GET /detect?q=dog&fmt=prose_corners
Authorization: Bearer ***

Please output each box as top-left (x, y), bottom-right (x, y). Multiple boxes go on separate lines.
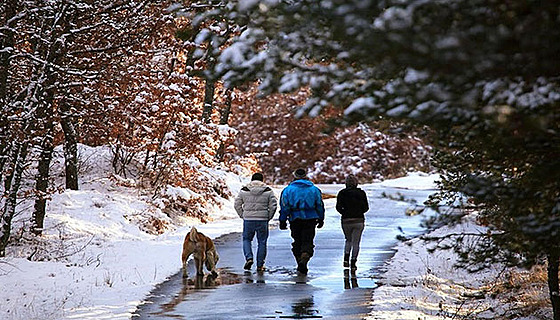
top-left (181, 227), bottom-right (219, 278)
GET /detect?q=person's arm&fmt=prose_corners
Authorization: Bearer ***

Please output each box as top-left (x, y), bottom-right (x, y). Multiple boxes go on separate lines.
top-left (335, 191), bottom-right (345, 215)
top-left (278, 189), bottom-right (289, 222)
top-left (268, 191), bottom-right (278, 220)
top-left (315, 187), bottom-right (325, 221)
top-left (278, 189), bottom-right (289, 229)
top-left (361, 189), bottom-right (369, 214)
top-left (234, 193), bottom-right (244, 218)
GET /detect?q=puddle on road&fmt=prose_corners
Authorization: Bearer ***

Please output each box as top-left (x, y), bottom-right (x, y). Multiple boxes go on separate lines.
top-left (149, 268), bottom-right (242, 316)
top-left (308, 269), bottom-right (377, 292)
top-left (263, 297), bottom-right (323, 319)
top-left (137, 265), bottom-right (376, 320)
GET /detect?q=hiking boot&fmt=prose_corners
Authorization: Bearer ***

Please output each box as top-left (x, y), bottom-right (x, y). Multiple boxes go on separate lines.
top-left (343, 253), bottom-right (350, 268)
top-left (257, 266), bottom-right (266, 273)
top-left (297, 252), bottom-right (310, 274)
top-left (244, 258), bottom-right (253, 270)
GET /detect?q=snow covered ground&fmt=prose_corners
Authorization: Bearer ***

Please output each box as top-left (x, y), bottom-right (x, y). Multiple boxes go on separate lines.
top-left (368, 214), bottom-right (502, 320)
top-left (367, 199), bottom-right (549, 319)
top-left (0, 148), bottom-right (532, 320)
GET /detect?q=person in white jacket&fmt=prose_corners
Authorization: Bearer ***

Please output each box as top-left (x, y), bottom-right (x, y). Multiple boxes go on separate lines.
top-left (234, 173), bottom-right (277, 272)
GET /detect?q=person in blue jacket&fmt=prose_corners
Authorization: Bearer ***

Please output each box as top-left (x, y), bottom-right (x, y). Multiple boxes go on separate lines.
top-left (279, 168), bottom-right (325, 274)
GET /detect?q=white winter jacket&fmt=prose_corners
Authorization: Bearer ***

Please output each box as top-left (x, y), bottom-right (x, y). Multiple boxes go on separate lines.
top-left (234, 180), bottom-right (278, 221)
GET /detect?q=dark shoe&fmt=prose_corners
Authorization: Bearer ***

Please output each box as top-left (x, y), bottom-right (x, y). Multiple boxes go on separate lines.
top-left (297, 252), bottom-right (310, 274)
top-left (343, 253), bottom-right (350, 268)
top-left (257, 266), bottom-right (266, 272)
top-left (244, 259), bottom-right (253, 270)
top-left (350, 259), bottom-right (357, 270)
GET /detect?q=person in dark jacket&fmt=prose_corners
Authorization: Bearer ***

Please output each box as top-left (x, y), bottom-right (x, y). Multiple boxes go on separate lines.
top-left (279, 168), bottom-right (325, 274)
top-left (336, 174), bottom-right (369, 270)
top-left (235, 172), bottom-right (278, 272)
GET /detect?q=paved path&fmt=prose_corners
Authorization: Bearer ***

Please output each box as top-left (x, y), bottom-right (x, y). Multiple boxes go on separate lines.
top-left (134, 185), bottom-right (434, 319)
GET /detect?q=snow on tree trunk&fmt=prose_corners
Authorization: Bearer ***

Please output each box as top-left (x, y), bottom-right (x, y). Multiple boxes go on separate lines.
top-left (216, 89), bottom-right (232, 162)
top-left (0, 0), bottom-right (16, 107)
top-left (0, 2), bottom-right (16, 185)
top-left (60, 102), bottom-right (79, 190)
top-left (201, 77), bottom-right (216, 124)
top-left (0, 142), bottom-right (28, 257)
top-left (32, 131), bottom-right (54, 236)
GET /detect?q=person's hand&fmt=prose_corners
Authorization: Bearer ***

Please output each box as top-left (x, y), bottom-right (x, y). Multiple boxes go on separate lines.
top-left (279, 220), bottom-right (287, 230)
top-left (316, 219), bottom-right (324, 229)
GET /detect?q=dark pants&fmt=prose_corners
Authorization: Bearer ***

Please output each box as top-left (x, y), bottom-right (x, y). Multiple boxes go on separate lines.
top-left (289, 219), bottom-right (317, 261)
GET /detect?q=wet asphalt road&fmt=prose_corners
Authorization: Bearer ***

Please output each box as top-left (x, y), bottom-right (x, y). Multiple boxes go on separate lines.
top-left (133, 184), bottom-right (435, 320)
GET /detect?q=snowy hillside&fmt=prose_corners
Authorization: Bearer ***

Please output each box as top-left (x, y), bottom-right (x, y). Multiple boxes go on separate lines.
top-left (0, 145), bottom-right (243, 319)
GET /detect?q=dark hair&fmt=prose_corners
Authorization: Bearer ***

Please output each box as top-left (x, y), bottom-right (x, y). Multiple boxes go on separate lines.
top-left (345, 174), bottom-right (358, 188)
top-left (251, 172), bottom-right (264, 181)
top-left (293, 168), bottom-right (307, 179)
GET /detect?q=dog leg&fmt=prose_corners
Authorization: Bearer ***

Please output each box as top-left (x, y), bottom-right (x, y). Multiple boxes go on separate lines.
top-left (205, 250), bottom-right (219, 277)
top-left (182, 248), bottom-right (193, 278)
top-left (182, 254), bottom-right (189, 278)
top-left (195, 256), bottom-right (205, 276)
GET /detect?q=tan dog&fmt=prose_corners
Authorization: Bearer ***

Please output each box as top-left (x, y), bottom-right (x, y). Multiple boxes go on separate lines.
top-left (181, 227), bottom-right (219, 277)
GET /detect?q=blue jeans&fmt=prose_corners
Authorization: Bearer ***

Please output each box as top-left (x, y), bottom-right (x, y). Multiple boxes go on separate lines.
top-left (243, 220), bottom-right (269, 267)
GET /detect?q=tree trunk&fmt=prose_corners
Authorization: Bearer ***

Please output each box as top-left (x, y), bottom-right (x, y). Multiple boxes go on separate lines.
top-left (0, 142), bottom-right (29, 257)
top-left (549, 251), bottom-right (560, 320)
top-left (215, 89), bottom-right (233, 162)
top-left (60, 102), bottom-right (79, 190)
top-left (31, 130), bottom-right (54, 235)
top-left (31, 3), bottom-right (69, 232)
top-left (219, 89), bottom-right (232, 125)
top-left (0, 141), bottom-right (9, 186)
top-left (201, 77), bottom-right (216, 123)
top-left (0, 0), bottom-right (16, 107)
top-left (0, 0), bottom-right (16, 184)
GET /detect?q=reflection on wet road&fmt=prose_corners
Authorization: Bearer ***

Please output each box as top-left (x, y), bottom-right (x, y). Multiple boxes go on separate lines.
top-left (133, 185), bottom-right (436, 319)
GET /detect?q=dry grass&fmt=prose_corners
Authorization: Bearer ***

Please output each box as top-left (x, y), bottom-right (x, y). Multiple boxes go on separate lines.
top-left (483, 264), bottom-right (552, 319)
top-left (321, 193), bottom-right (337, 200)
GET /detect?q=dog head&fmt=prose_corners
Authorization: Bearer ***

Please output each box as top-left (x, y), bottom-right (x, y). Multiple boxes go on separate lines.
top-left (188, 227), bottom-right (200, 242)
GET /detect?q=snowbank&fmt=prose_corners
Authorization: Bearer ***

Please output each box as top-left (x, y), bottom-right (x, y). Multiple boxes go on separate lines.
top-left (367, 211), bottom-right (549, 320)
top-left (378, 171), bottom-right (439, 190)
top-left (0, 177), bottom-right (243, 320)
top-left (0, 145), bottom-right (245, 320)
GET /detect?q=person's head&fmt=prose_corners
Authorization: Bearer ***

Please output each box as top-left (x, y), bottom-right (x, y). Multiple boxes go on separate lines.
top-left (345, 174), bottom-right (358, 188)
top-left (293, 168), bottom-right (307, 180)
top-left (251, 172), bottom-right (264, 182)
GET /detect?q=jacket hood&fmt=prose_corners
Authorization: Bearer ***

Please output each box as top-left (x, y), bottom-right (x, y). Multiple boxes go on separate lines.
top-left (244, 180), bottom-right (271, 195)
top-left (290, 179), bottom-right (314, 188)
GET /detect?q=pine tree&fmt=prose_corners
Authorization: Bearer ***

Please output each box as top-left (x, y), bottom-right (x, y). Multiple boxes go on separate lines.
top-left (198, 0), bottom-right (560, 317)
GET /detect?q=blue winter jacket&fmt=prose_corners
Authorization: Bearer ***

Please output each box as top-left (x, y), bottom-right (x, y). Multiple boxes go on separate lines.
top-left (279, 179), bottom-right (325, 222)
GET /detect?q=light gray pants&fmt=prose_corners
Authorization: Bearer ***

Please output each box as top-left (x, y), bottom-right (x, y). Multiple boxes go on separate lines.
top-left (341, 219), bottom-right (365, 260)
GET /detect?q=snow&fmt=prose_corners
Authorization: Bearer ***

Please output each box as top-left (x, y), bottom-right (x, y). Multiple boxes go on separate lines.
top-left (344, 97), bottom-right (377, 115)
top-left (367, 214), bottom-right (502, 320)
top-left (238, 0), bottom-right (260, 11)
top-left (386, 104), bottom-right (409, 117)
top-left (0, 151), bottom-right (511, 320)
top-left (373, 6), bottom-right (414, 31)
top-left (379, 171), bottom-right (439, 190)
top-left (404, 68), bottom-right (429, 83)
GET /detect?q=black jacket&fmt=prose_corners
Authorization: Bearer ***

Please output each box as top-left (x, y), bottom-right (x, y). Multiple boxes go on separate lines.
top-left (335, 187), bottom-right (369, 220)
